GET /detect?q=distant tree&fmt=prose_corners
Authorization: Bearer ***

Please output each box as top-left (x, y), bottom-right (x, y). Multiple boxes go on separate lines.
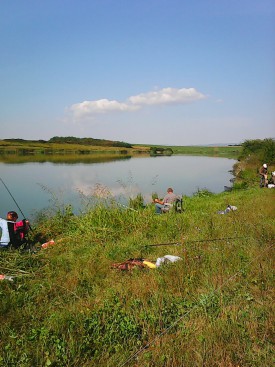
top-left (48, 136), bottom-right (132, 148)
top-left (4, 138), bottom-right (26, 142)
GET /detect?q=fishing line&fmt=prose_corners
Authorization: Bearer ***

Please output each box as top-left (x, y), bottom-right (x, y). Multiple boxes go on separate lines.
top-left (118, 242), bottom-right (274, 367)
top-left (117, 202), bottom-right (138, 212)
top-left (0, 177), bottom-right (28, 220)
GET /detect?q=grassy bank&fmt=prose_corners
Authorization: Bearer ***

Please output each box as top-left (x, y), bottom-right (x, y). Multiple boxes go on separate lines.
top-left (0, 139), bottom-right (149, 157)
top-left (149, 145), bottom-right (242, 159)
top-left (0, 161), bottom-right (274, 366)
top-left (0, 139), bottom-right (241, 160)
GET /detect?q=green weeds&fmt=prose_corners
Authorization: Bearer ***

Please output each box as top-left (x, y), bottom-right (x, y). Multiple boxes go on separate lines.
top-left (0, 172), bottom-right (274, 366)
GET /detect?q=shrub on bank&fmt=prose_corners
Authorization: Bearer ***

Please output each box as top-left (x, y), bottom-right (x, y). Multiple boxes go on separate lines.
top-left (240, 138), bottom-right (275, 164)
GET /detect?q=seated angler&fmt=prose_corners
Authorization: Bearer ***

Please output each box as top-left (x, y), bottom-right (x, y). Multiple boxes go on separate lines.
top-left (153, 187), bottom-right (180, 214)
top-left (0, 211), bottom-right (30, 250)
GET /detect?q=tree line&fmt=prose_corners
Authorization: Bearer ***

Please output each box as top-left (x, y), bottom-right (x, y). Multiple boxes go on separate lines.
top-left (4, 136), bottom-right (133, 148)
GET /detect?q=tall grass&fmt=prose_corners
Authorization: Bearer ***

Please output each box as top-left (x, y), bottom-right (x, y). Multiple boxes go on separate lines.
top-left (0, 166), bottom-right (274, 366)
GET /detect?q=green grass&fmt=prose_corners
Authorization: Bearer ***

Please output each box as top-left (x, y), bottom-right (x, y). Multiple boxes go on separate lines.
top-left (0, 160), bottom-right (274, 367)
top-left (164, 145), bottom-right (242, 158)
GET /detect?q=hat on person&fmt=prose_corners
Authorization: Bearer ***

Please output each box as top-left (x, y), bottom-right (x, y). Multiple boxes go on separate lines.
top-left (263, 163), bottom-right (267, 168)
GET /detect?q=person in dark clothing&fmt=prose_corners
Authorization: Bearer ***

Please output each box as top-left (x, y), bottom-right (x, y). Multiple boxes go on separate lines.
top-left (259, 163), bottom-right (268, 188)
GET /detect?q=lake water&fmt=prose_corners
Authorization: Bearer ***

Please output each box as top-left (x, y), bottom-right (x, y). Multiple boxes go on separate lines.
top-left (0, 155), bottom-right (236, 220)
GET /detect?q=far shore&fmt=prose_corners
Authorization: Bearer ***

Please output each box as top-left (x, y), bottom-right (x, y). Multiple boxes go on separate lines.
top-left (0, 139), bottom-right (242, 161)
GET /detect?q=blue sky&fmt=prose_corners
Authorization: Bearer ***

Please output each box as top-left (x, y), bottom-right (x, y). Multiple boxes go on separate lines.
top-left (0, 0), bottom-right (274, 145)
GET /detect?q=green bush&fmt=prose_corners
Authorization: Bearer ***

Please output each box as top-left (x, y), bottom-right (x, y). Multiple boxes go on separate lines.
top-left (241, 138), bottom-right (275, 164)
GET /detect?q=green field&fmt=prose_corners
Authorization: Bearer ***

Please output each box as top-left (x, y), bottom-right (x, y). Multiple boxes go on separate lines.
top-left (0, 151), bottom-right (274, 366)
top-left (155, 145), bottom-right (242, 158)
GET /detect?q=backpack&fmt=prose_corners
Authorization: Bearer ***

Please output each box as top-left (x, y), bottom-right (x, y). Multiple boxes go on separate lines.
top-left (7, 219), bottom-right (29, 249)
top-left (174, 198), bottom-right (183, 213)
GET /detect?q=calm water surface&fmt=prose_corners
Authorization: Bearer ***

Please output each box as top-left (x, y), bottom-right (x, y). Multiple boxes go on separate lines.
top-left (0, 155), bottom-right (236, 220)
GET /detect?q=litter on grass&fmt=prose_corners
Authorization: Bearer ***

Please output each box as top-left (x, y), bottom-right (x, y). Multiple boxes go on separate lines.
top-left (41, 240), bottom-right (55, 249)
top-left (0, 274), bottom-right (14, 282)
top-left (155, 255), bottom-right (182, 267)
top-left (111, 255), bottom-right (182, 271)
top-left (217, 205), bottom-right (237, 215)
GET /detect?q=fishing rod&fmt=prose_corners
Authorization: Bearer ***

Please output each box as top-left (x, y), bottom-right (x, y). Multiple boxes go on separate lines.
top-left (144, 237), bottom-right (244, 247)
top-left (145, 242), bottom-right (182, 247)
top-left (0, 177), bottom-right (32, 229)
top-left (117, 202), bottom-right (138, 212)
top-left (185, 236), bottom-right (244, 244)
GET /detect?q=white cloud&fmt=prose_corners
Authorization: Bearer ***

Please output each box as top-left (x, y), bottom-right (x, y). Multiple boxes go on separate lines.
top-left (128, 87), bottom-right (206, 106)
top-left (68, 87), bottom-right (206, 120)
top-left (70, 99), bottom-right (138, 118)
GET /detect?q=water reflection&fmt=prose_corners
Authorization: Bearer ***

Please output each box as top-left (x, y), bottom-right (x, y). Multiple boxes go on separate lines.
top-left (0, 153), bottom-right (133, 164)
top-left (0, 155), bottom-right (236, 220)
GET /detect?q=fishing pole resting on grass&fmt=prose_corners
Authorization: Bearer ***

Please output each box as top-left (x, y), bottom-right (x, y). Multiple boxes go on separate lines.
top-left (144, 237), bottom-right (244, 247)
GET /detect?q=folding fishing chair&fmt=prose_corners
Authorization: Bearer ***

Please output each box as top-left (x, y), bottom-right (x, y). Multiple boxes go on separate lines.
top-left (161, 196), bottom-right (184, 214)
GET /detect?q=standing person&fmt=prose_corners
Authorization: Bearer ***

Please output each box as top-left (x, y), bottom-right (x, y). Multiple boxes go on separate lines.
top-left (0, 211), bottom-right (30, 249)
top-left (154, 187), bottom-right (179, 214)
top-left (259, 163), bottom-right (268, 188)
